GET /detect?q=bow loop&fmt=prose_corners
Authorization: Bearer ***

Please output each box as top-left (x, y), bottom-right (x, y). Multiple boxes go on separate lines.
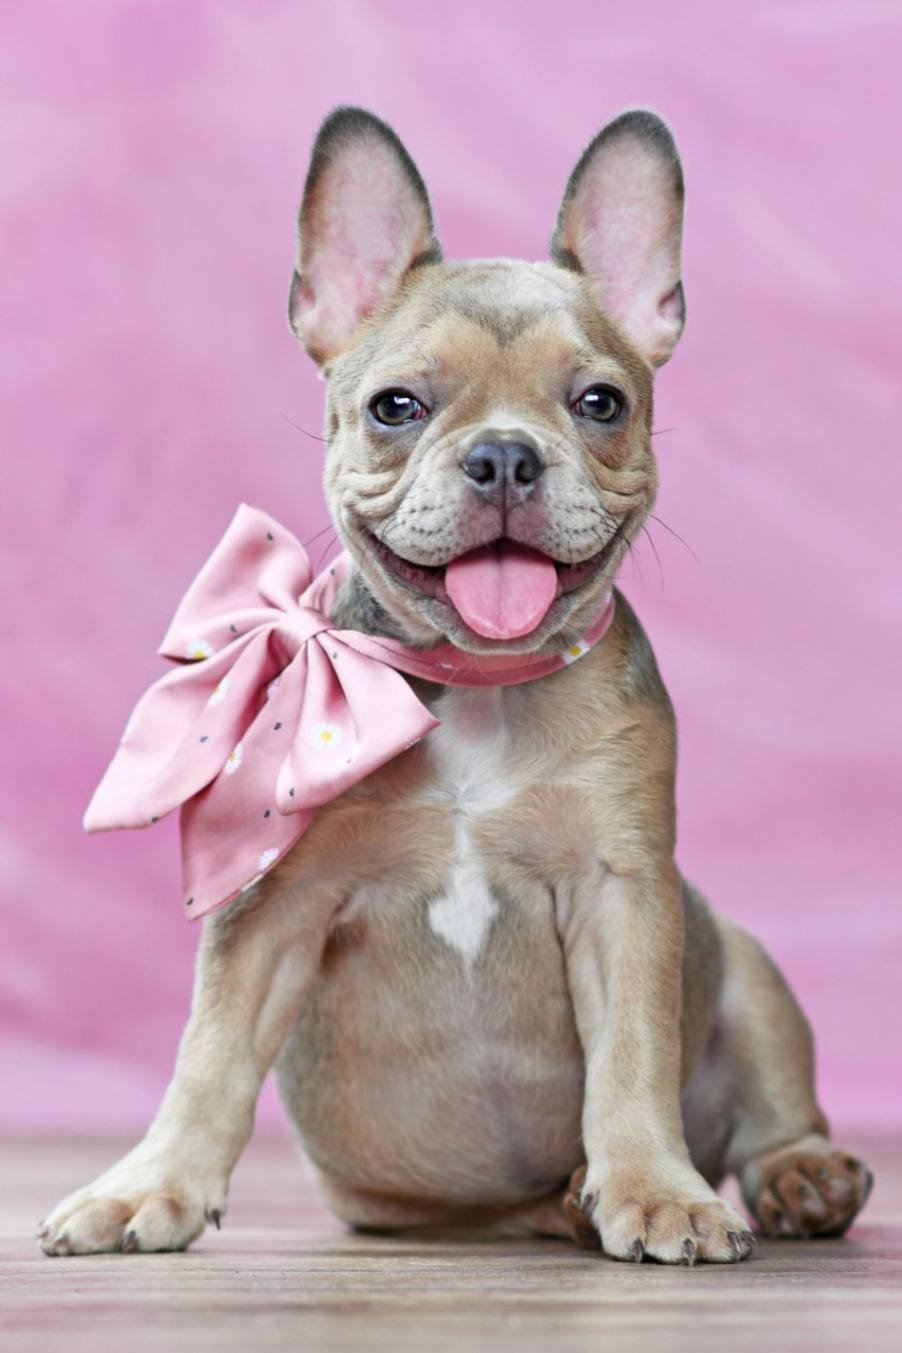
top-left (160, 504), bottom-right (315, 661)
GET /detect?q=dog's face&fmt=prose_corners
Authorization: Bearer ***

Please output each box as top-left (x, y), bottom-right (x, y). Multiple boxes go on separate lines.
top-left (289, 108), bottom-right (685, 652)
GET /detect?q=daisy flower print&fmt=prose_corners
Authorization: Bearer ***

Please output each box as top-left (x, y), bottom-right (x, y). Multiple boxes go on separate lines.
top-left (207, 675), bottom-right (230, 706)
top-left (185, 638), bottom-right (215, 660)
top-left (562, 640), bottom-right (590, 665)
top-left (224, 742), bottom-right (243, 775)
top-left (308, 721), bottom-right (342, 751)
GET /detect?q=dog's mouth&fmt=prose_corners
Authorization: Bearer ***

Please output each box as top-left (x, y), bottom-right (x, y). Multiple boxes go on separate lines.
top-left (368, 525), bottom-right (625, 641)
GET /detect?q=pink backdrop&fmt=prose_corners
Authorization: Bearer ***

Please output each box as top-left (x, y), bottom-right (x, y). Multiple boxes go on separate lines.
top-left (2, 1), bottom-right (900, 1134)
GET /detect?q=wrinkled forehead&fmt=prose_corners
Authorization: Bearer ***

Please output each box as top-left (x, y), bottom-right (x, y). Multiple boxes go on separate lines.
top-left (329, 260), bottom-right (652, 405)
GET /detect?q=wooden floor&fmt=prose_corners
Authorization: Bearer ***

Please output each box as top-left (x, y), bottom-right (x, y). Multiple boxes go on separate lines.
top-left (2, 1132), bottom-right (900, 1352)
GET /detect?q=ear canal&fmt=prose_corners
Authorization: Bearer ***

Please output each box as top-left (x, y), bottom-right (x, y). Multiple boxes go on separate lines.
top-left (289, 107), bottom-right (441, 364)
top-left (551, 109), bottom-right (685, 367)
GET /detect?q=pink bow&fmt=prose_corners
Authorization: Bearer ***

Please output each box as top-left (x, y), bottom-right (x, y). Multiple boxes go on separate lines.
top-left (84, 505), bottom-right (614, 919)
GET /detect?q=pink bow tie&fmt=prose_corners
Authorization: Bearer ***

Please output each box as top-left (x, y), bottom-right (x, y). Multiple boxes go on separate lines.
top-left (84, 505), bottom-right (615, 919)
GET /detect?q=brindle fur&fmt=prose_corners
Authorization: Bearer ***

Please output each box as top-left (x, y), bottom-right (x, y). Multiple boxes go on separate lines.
top-left (40, 107), bottom-right (871, 1263)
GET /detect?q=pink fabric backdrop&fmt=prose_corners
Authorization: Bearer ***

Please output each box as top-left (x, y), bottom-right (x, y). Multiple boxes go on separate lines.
top-left (2, 0), bottom-right (900, 1134)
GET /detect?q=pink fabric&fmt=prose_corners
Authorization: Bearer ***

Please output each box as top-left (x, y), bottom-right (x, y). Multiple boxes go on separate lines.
top-left (3, 2), bottom-right (900, 1133)
top-left (85, 504), bottom-right (614, 919)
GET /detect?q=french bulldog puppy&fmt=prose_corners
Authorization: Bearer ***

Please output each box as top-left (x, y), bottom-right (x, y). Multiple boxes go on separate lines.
top-left (41, 107), bottom-right (872, 1264)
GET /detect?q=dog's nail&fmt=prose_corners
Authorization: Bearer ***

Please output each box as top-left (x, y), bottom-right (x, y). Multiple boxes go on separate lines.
top-left (122, 1229), bottom-right (139, 1254)
top-left (580, 1191), bottom-right (597, 1216)
top-left (207, 1207), bottom-right (221, 1230)
top-left (681, 1238), bottom-right (697, 1266)
top-left (36, 1219), bottom-right (48, 1238)
top-left (50, 1231), bottom-right (70, 1255)
top-left (743, 1229), bottom-right (758, 1251)
top-left (863, 1169), bottom-right (875, 1200)
top-left (630, 1238), bottom-right (644, 1263)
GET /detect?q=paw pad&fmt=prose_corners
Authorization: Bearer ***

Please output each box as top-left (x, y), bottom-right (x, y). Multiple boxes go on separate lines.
top-left (754, 1149), bottom-right (872, 1239)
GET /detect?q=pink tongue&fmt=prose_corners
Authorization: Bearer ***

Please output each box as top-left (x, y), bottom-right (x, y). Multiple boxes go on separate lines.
top-left (444, 541), bottom-right (559, 640)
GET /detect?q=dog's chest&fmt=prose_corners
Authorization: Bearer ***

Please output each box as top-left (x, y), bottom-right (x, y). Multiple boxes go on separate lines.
top-left (309, 678), bottom-right (598, 965)
top-left (417, 685), bottom-right (517, 964)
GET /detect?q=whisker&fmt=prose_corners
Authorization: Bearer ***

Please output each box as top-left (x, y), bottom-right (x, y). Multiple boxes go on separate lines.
top-left (622, 533), bottom-right (644, 586)
top-left (315, 534), bottom-right (341, 572)
top-left (647, 514), bottom-right (699, 564)
top-left (282, 413), bottom-right (327, 444)
top-left (650, 427), bottom-right (677, 438)
top-left (640, 522), bottom-right (666, 588)
top-left (302, 520), bottom-right (339, 549)
top-left (379, 517), bottom-right (402, 549)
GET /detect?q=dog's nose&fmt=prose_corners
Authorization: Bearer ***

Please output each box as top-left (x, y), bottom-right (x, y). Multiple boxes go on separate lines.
top-left (462, 442), bottom-right (544, 500)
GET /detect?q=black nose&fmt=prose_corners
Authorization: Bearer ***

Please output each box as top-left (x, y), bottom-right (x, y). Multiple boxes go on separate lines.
top-left (462, 442), bottom-right (544, 499)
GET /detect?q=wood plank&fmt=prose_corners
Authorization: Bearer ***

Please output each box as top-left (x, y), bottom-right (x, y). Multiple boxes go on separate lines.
top-left (2, 1131), bottom-right (899, 1352)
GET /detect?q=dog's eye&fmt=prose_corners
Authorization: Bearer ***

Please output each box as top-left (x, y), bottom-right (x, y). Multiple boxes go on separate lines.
top-left (369, 390), bottom-right (428, 426)
top-left (573, 386), bottom-right (623, 423)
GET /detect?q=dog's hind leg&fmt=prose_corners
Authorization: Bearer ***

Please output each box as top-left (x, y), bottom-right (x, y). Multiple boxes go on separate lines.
top-left (685, 910), bottom-right (873, 1240)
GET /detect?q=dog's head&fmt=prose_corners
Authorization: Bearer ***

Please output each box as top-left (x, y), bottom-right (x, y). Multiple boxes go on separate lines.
top-left (289, 107), bottom-right (684, 653)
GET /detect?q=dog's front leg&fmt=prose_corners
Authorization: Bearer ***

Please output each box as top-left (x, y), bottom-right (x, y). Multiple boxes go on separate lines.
top-left (560, 861), bottom-right (753, 1264)
top-left (40, 880), bottom-right (334, 1256)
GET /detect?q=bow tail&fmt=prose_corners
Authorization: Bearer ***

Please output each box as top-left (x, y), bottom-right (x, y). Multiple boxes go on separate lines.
top-left (177, 649), bottom-right (313, 918)
top-left (180, 792), bottom-right (312, 920)
top-left (277, 637), bottom-right (440, 812)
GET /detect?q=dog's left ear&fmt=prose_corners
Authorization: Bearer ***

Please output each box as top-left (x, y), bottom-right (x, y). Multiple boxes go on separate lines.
top-left (289, 107), bottom-right (441, 364)
top-left (551, 110), bottom-right (685, 367)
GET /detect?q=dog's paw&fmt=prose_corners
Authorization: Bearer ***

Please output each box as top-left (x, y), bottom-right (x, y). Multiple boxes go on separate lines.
top-left (748, 1147), bottom-right (873, 1239)
top-left (583, 1167), bottom-right (754, 1264)
top-left (38, 1143), bottom-right (227, 1256)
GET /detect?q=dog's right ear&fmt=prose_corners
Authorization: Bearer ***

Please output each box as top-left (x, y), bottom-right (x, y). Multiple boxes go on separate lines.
top-left (289, 108), bottom-right (441, 365)
top-left (551, 110), bottom-right (685, 367)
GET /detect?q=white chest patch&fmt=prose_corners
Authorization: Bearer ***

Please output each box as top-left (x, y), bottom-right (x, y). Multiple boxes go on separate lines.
top-left (427, 819), bottom-right (498, 965)
top-left (423, 688), bottom-right (515, 966)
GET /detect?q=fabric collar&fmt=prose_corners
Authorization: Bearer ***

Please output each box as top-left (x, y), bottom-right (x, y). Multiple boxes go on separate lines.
top-left (84, 504), bottom-right (615, 919)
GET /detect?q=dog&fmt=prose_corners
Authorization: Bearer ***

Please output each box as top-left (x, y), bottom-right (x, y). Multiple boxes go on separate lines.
top-left (40, 107), bottom-right (872, 1264)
